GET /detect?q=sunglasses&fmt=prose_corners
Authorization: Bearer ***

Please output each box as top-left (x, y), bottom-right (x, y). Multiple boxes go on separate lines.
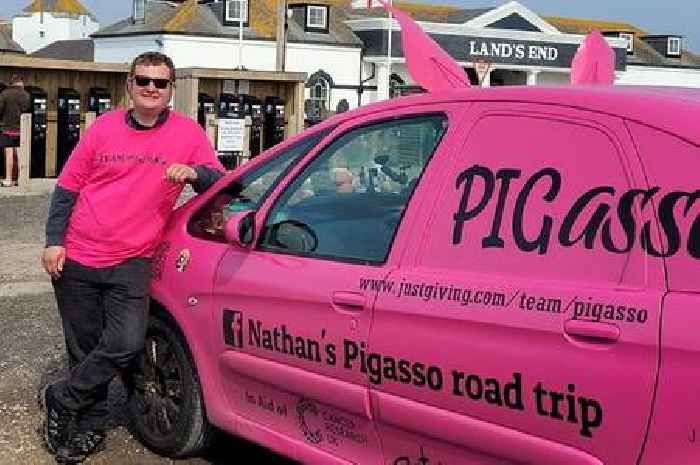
top-left (132, 75), bottom-right (172, 89)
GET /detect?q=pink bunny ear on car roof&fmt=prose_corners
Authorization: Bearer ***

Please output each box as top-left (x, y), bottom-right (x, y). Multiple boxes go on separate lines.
top-left (570, 30), bottom-right (616, 85)
top-left (376, 0), bottom-right (471, 91)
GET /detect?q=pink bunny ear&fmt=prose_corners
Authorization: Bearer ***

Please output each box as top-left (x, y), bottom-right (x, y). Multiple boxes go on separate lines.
top-left (571, 30), bottom-right (616, 85)
top-left (376, 0), bottom-right (471, 91)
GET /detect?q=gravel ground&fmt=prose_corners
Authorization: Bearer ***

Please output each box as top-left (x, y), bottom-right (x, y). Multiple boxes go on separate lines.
top-left (0, 190), bottom-right (297, 465)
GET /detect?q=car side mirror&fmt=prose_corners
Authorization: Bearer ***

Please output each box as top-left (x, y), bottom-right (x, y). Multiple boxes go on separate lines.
top-left (223, 210), bottom-right (255, 247)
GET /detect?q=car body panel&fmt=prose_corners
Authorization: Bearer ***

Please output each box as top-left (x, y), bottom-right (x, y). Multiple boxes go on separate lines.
top-left (148, 85), bottom-right (699, 465)
top-left (371, 101), bottom-right (666, 464)
top-left (204, 102), bottom-right (467, 464)
top-left (640, 292), bottom-right (700, 465)
top-left (626, 121), bottom-right (700, 293)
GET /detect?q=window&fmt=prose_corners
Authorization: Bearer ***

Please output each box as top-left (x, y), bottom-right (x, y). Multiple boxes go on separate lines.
top-left (306, 6), bottom-right (328, 29)
top-left (310, 77), bottom-right (330, 109)
top-left (226, 0), bottom-right (249, 23)
top-left (39, 31), bottom-right (45, 38)
top-left (390, 73), bottom-right (405, 98)
top-left (133, 0), bottom-right (146, 22)
top-left (260, 115), bottom-right (447, 263)
top-left (420, 112), bottom-right (643, 286)
top-left (668, 37), bottom-right (681, 56)
top-left (619, 32), bottom-right (634, 54)
top-left (188, 130), bottom-right (331, 243)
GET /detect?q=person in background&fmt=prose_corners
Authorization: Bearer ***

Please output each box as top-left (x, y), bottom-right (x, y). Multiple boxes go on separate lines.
top-left (39, 51), bottom-right (224, 464)
top-left (0, 74), bottom-right (30, 187)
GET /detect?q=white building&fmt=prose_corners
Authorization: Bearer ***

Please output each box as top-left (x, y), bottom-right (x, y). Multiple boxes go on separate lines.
top-left (12, 0), bottom-right (99, 54)
top-left (89, 0), bottom-right (700, 121)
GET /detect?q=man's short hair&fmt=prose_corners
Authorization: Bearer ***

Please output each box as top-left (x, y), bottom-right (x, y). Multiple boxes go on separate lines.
top-left (129, 51), bottom-right (176, 81)
top-left (9, 74), bottom-right (23, 85)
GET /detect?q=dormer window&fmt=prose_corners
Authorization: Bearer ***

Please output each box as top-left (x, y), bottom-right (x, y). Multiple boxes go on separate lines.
top-left (226, 0), bottom-right (249, 24)
top-left (619, 32), bottom-right (634, 54)
top-left (306, 5), bottom-right (329, 32)
top-left (668, 37), bottom-right (681, 56)
top-left (133, 0), bottom-right (146, 23)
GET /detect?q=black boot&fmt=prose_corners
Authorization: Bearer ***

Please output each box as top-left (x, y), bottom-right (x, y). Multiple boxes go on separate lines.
top-left (38, 384), bottom-right (77, 454)
top-left (55, 429), bottom-right (106, 464)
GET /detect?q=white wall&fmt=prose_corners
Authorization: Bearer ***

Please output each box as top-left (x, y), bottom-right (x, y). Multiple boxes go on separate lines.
top-left (287, 42), bottom-right (361, 110)
top-left (617, 66), bottom-right (700, 87)
top-left (95, 35), bottom-right (361, 78)
top-left (12, 12), bottom-right (98, 53)
top-left (94, 36), bottom-right (164, 64)
top-left (95, 35), bottom-right (365, 110)
top-left (68, 14), bottom-right (99, 39)
top-left (287, 43), bottom-right (360, 85)
top-left (164, 36), bottom-right (277, 70)
top-left (95, 35), bottom-right (277, 70)
top-left (359, 62), bottom-right (415, 105)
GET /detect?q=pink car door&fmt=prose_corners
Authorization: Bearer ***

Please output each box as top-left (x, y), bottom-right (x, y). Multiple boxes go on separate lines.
top-left (626, 122), bottom-right (700, 465)
top-left (370, 102), bottom-right (666, 465)
top-left (209, 105), bottom-right (463, 464)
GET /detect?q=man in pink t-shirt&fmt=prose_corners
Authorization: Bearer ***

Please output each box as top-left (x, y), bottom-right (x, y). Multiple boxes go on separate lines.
top-left (39, 52), bottom-right (224, 463)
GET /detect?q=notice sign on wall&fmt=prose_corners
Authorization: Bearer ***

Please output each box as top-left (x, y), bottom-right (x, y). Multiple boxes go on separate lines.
top-left (218, 118), bottom-right (246, 152)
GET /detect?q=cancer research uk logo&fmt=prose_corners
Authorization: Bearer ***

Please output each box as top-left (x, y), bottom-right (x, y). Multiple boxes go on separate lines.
top-left (296, 399), bottom-right (324, 445)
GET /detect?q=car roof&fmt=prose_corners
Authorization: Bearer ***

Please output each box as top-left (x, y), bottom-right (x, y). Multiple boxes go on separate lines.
top-left (321, 86), bottom-right (700, 147)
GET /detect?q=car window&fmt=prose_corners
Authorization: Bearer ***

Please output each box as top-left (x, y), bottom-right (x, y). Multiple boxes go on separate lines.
top-left (259, 114), bottom-right (447, 263)
top-left (421, 113), bottom-right (645, 286)
top-left (188, 129), bottom-right (331, 243)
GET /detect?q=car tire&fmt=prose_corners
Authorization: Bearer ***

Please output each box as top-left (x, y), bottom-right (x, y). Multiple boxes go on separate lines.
top-left (127, 314), bottom-right (215, 457)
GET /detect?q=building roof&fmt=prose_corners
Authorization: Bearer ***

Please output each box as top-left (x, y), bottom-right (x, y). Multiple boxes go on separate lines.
top-left (163, 0), bottom-right (223, 35)
top-left (21, 0), bottom-right (97, 21)
top-left (31, 38), bottom-right (93, 61)
top-left (546, 15), bottom-right (700, 68)
top-left (95, 0), bottom-right (362, 46)
top-left (93, 0), bottom-right (489, 44)
top-left (287, 2), bottom-right (364, 46)
top-left (23, 0), bottom-right (88, 15)
top-left (95, 0), bottom-right (273, 40)
top-left (0, 21), bottom-right (25, 54)
top-left (91, 1), bottom-right (698, 69)
top-left (345, 1), bottom-right (494, 23)
top-left (544, 16), bottom-right (646, 36)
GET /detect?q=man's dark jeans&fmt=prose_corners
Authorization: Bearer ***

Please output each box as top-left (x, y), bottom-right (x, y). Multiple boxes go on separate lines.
top-left (51, 257), bottom-right (151, 431)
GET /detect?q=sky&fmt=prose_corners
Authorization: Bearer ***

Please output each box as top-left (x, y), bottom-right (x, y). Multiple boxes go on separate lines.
top-left (3, 0), bottom-right (699, 52)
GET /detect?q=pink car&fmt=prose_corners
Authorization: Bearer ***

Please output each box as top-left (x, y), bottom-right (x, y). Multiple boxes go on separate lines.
top-left (132, 85), bottom-right (699, 465)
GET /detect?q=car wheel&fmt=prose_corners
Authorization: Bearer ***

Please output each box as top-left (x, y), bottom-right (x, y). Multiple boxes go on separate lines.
top-left (127, 315), bottom-right (214, 457)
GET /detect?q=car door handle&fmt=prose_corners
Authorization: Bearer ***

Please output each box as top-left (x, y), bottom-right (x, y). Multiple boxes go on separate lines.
top-left (564, 319), bottom-right (620, 343)
top-left (331, 291), bottom-right (366, 311)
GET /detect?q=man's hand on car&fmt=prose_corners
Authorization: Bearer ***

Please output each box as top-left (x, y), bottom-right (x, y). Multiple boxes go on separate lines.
top-left (42, 246), bottom-right (66, 279)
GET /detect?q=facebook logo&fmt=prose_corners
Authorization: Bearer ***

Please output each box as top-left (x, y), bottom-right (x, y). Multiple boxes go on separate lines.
top-left (223, 309), bottom-right (244, 349)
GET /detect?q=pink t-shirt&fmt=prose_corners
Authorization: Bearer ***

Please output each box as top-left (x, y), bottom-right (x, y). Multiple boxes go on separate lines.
top-left (58, 109), bottom-right (224, 267)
